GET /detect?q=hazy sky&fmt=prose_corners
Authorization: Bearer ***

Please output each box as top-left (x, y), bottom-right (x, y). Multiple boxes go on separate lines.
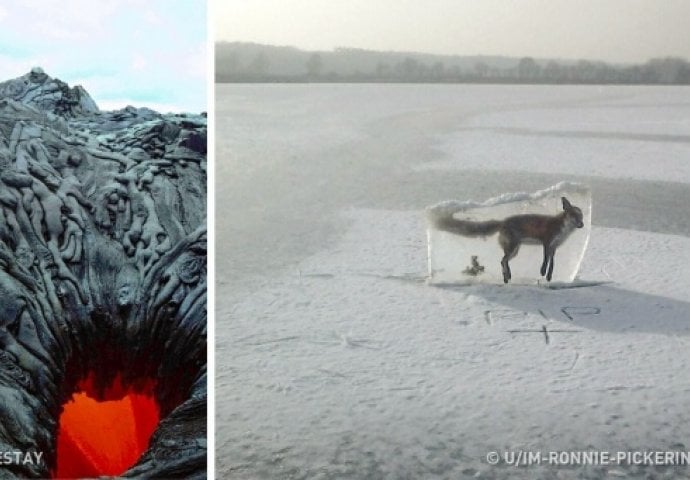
top-left (0, 0), bottom-right (206, 113)
top-left (218, 0), bottom-right (690, 63)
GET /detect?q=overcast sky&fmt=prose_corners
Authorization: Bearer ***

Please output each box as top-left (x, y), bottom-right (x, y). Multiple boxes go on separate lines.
top-left (0, 0), bottom-right (206, 113)
top-left (218, 0), bottom-right (690, 63)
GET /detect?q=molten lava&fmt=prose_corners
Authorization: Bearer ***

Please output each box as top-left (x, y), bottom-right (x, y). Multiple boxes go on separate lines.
top-left (55, 375), bottom-right (159, 478)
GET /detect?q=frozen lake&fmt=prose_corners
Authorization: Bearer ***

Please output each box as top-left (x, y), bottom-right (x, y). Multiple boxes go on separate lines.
top-left (217, 84), bottom-right (690, 479)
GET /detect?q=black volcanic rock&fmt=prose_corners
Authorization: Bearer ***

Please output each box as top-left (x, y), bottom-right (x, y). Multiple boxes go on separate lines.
top-left (0, 67), bottom-right (99, 117)
top-left (0, 69), bottom-right (206, 478)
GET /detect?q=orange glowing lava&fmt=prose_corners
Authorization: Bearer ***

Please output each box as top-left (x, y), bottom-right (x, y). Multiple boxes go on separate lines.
top-left (55, 375), bottom-right (159, 478)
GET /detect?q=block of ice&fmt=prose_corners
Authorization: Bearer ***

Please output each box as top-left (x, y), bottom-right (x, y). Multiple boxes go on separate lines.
top-left (426, 182), bottom-right (592, 285)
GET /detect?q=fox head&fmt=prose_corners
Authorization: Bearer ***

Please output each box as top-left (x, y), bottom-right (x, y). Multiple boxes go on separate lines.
top-left (561, 197), bottom-right (584, 228)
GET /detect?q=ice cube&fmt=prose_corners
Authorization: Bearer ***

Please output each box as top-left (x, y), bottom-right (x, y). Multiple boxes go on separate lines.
top-left (426, 182), bottom-right (592, 285)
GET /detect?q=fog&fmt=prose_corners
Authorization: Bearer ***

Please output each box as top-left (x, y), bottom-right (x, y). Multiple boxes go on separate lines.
top-left (216, 0), bottom-right (690, 64)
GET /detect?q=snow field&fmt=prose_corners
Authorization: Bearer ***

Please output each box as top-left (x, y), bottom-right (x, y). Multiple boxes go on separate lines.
top-left (217, 84), bottom-right (690, 479)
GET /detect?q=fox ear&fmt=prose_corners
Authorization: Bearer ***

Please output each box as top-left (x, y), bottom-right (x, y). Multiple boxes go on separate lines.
top-left (561, 197), bottom-right (572, 210)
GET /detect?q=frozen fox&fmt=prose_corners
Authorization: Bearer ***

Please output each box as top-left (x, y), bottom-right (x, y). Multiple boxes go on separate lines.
top-left (429, 197), bottom-right (584, 283)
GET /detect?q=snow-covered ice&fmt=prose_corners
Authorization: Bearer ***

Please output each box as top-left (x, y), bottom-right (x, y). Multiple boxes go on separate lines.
top-left (217, 84), bottom-right (690, 479)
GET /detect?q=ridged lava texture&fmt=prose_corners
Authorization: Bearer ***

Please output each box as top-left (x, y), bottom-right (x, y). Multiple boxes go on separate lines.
top-left (0, 69), bottom-right (207, 478)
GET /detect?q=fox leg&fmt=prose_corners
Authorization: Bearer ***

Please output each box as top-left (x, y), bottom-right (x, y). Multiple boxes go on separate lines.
top-left (541, 244), bottom-right (556, 278)
top-left (499, 233), bottom-right (519, 284)
top-left (546, 250), bottom-right (555, 281)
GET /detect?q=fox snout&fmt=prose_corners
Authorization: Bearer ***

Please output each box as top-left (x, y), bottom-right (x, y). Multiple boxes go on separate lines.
top-left (569, 216), bottom-right (584, 228)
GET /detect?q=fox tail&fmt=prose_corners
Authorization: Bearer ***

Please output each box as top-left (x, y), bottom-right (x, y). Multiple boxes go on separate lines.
top-left (426, 202), bottom-right (502, 237)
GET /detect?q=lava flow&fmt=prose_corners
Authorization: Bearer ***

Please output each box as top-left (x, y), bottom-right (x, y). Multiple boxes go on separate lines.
top-left (55, 375), bottom-right (159, 478)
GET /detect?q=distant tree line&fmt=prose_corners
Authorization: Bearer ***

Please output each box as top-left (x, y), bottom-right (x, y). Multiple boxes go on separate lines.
top-left (217, 43), bottom-right (690, 85)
